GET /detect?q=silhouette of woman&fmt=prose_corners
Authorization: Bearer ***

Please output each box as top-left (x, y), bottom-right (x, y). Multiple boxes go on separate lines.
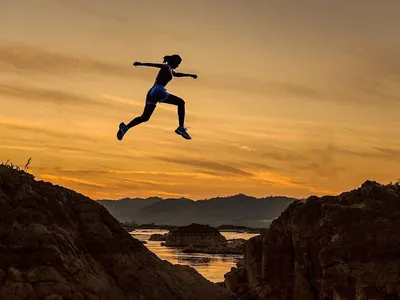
top-left (117, 54), bottom-right (197, 141)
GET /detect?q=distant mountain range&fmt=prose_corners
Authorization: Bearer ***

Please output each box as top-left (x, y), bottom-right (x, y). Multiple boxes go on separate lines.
top-left (97, 194), bottom-right (299, 228)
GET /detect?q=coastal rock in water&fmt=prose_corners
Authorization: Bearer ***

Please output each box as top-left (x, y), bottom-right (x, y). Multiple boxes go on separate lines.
top-left (149, 233), bottom-right (167, 241)
top-left (165, 223), bottom-right (227, 247)
top-left (0, 165), bottom-right (234, 300)
top-left (183, 238), bottom-right (247, 254)
top-left (223, 180), bottom-right (400, 299)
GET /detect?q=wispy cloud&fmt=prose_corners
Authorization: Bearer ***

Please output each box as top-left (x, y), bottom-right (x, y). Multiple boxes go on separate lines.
top-left (200, 74), bottom-right (320, 98)
top-left (0, 42), bottom-right (133, 77)
top-left (0, 82), bottom-right (114, 108)
top-left (201, 46), bottom-right (400, 104)
top-left (40, 174), bottom-right (107, 189)
top-left (153, 155), bottom-right (253, 177)
top-left (261, 144), bottom-right (309, 162)
top-left (233, 143), bottom-right (255, 152)
top-left (57, 0), bottom-right (130, 23)
top-left (31, 167), bottom-right (220, 180)
top-left (239, 161), bottom-right (277, 172)
top-left (0, 120), bottom-right (101, 142)
top-left (373, 147), bottom-right (400, 160)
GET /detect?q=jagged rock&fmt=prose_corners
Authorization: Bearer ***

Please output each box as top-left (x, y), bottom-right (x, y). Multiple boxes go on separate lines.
top-left (223, 180), bottom-right (400, 299)
top-left (0, 165), bottom-right (234, 300)
top-left (165, 223), bottom-right (227, 247)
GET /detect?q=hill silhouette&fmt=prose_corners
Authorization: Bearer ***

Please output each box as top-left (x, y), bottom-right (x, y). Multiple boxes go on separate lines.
top-left (98, 194), bottom-right (297, 227)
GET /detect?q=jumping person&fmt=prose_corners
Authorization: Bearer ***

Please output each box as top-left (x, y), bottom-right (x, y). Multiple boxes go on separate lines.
top-left (116, 54), bottom-right (197, 141)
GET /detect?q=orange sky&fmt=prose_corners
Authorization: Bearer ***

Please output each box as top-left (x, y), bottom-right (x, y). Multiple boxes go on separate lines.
top-left (1, 0), bottom-right (400, 200)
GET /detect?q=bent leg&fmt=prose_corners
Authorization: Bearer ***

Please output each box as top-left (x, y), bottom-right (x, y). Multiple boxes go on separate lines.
top-left (162, 94), bottom-right (185, 128)
top-left (126, 104), bottom-right (156, 129)
top-left (162, 94), bottom-right (191, 139)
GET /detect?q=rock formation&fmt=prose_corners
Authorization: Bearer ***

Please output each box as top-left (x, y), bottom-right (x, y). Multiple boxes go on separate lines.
top-left (222, 180), bottom-right (400, 299)
top-left (0, 164), bottom-right (234, 300)
top-left (149, 233), bottom-right (167, 241)
top-left (165, 223), bottom-right (227, 247)
top-left (183, 239), bottom-right (247, 255)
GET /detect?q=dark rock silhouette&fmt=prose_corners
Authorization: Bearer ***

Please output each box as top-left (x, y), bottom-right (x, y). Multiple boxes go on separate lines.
top-left (222, 180), bottom-right (400, 299)
top-left (165, 223), bottom-right (227, 247)
top-left (183, 239), bottom-right (247, 255)
top-left (149, 233), bottom-right (167, 241)
top-left (0, 165), bottom-right (234, 300)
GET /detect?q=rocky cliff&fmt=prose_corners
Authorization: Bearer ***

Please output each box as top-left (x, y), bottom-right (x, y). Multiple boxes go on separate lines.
top-left (0, 164), bottom-right (234, 300)
top-left (223, 180), bottom-right (400, 300)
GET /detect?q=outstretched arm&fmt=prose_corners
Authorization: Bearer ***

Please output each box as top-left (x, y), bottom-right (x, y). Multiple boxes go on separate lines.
top-left (133, 62), bottom-right (166, 68)
top-left (172, 70), bottom-right (198, 79)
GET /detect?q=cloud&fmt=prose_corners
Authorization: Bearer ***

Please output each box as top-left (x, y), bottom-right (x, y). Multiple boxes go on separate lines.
top-left (0, 145), bottom-right (45, 151)
top-left (0, 42), bottom-right (133, 77)
top-left (373, 147), bottom-right (400, 160)
top-left (102, 95), bottom-right (144, 109)
top-left (233, 143), bottom-right (255, 152)
top-left (261, 144), bottom-right (309, 162)
top-left (200, 73), bottom-right (320, 98)
top-left (31, 167), bottom-right (220, 180)
top-left (321, 46), bottom-right (400, 105)
top-left (310, 144), bottom-right (400, 162)
top-left (153, 155), bottom-right (253, 177)
top-left (0, 120), bottom-right (101, 143)
top-left (200, 46), bottom-right (400, 104)
top-left (57, 0), bottom-right (130, 23)
top-left (40, 174), bottom-right (106, 189)
top-left (0, 82), bottom-right (115, 108)
top-left (240, 161), bottom-right (277, 171)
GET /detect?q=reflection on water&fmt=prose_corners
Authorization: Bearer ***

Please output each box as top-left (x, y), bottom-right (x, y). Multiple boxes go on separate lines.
top-left (130, 229), bottom-right (259, 282)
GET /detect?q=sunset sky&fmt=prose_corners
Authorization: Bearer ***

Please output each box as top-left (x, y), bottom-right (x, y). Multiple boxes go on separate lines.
top-left (1, 0), bottom-right (400, 200)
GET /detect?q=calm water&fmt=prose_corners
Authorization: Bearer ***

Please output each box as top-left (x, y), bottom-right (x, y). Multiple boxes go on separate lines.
top-left (129, 229), bottom-right (259, 283)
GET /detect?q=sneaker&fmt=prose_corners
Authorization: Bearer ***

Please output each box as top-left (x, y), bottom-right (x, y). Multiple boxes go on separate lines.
top-left (117, 122), bottom-right (128, 141)
top-left (175, 126), bottom-right (191, 140)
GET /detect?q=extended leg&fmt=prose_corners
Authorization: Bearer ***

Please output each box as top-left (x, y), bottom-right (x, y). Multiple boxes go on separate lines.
top-left (127, 104), bottom-right (156, 129)
top-left (117, 104), bottom-right (156, 141)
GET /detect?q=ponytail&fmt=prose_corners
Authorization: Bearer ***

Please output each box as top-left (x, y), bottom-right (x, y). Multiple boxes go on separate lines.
top-left (163, 54), bottom-right (182, 64)
top-left (163, 55), bottom-right (172, 63)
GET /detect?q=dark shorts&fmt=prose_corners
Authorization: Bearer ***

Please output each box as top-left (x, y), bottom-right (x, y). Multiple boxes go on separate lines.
top-left (146, 84), bottom-right (169, 105)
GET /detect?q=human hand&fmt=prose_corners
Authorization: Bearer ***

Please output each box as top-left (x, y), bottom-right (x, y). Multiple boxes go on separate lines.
top-left (192, 74), bottom-right (198, 79)
top-left (133, 61), bottom-right (141, 66)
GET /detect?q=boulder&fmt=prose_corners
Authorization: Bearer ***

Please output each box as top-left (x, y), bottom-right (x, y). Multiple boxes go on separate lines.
top-left (165, 223), bottom-right (227, 247)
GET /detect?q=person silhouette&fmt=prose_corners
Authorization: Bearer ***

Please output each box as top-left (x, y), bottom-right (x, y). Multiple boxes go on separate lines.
top-left (117, 54), bottom-right (197, 141)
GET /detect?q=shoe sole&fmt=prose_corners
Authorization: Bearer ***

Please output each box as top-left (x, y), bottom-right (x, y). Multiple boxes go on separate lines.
top-left (175, 129), bottom-right (191, 140)
top-left (117, 123), bottom-right (125, 141)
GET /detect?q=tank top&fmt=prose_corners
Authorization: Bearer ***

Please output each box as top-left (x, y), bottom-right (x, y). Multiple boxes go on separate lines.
top-left (154, 65), bottom-right (173, 87)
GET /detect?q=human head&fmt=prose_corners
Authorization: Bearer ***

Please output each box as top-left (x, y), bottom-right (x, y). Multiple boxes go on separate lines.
top-left (163, 54), bottom-right (182, 69)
